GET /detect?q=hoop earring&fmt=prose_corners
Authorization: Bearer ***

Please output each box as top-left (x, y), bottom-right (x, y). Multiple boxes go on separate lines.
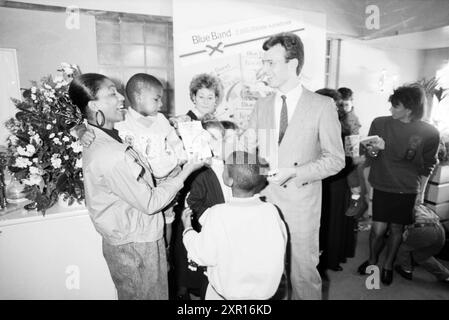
top-left (95, 110), bottom-right (105, 127)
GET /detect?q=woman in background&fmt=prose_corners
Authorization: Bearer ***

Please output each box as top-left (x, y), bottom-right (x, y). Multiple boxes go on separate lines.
top-left (358, 85), bottom-right (440, 285)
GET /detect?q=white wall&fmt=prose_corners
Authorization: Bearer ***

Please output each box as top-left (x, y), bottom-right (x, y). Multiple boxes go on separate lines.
top-left (421, 47), bottom-right (449, 79)
top-left (339, 39), bottom-right (424, 136)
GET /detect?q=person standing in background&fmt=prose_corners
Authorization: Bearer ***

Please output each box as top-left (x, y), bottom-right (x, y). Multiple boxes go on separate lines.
top-left (358, 85), bottom-right (440, 286)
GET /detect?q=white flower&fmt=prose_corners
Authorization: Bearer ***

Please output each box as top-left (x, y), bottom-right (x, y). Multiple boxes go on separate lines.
top-left (63, 155), bottom-right (69, 160)
top-left (32, 158), bottom-right (38, 163)
top-left (15, 157), bottom-right (32, 168)
top-left (62, 136), bottom-right (70, 142)
top-left (46, 124), bottom-right (52, 130)
top-left (17, 144), bottom-right (35, 157)
top-left (44, 83), bottom-right (52, 90)
top-left (49, 133), bottom-right (55, 139)
top-left (53, 138), bottom-right (62, 145)
top-left (30, 134), bottom-right (41, 145)
top-left (29, 166), bottom-right (42, 176)
top-left (26, 144), bottom-right (36, 156)
top-left (75, 158), bottom-right (82, 168)
top-left (52, 119), bottom-right (57, 124)
top-left (31, 94), bottom-right (37, 101)
top-left (17, 146), bottom-right (26, 156)
top-left (63, 68), bottom-right (74, 75)
top-left (51, 157), bottom-right (62, 169)
top-left (31, 87), bottom-right (37, 94)
top-left (54, 75), bottom-right (64, 83)
top-left (8, 135), bottom-right (18, 145)
top-left (23, 174), bottom-right (43, 186)
top-left (70, 141), bottom-right (83, 153)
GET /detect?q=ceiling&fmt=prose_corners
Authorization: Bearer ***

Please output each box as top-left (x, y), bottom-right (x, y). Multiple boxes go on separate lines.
top-left (366, 25), bottom-right (449, 50)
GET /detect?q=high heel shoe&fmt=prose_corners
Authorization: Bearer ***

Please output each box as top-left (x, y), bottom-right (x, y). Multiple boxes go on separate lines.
top-left (357, 260), bottom-right (370, 275)
top-left (381, 268), bottom-right (393, 285)
top-left (394, 265), bottom-right (412, 280)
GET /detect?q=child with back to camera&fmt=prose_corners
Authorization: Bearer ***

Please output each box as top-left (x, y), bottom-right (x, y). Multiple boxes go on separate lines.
top-left (181, 151), bottom-right (287, 300)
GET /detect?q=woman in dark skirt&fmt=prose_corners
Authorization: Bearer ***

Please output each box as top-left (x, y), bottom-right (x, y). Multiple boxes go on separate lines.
top-left (358, 85), bottom-right (440, 285)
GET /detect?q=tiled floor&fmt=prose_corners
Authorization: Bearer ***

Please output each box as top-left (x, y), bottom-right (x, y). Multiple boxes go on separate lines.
top-left (324, 228), bottom-right (449, 300)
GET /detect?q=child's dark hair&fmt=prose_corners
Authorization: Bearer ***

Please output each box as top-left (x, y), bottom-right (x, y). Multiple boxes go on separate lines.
top-left (126, 73), bottom-right (163, 106)
top-left (221, 120), bottom-right (239, 131)
top-left (225, 151), bottom-right (267, 193)
top-left (337, 87), bottom-right (353, 100)
top-left (201, 120), bottom-right (225, 137)
top-left (388, 84), bottom-right (425, 121)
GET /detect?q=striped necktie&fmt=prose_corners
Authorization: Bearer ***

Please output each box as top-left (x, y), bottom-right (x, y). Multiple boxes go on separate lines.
top-left (279, 95), bottom-right (288, 144)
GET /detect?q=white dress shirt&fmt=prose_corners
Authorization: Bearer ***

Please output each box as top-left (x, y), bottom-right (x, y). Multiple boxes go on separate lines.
top-left (183, 195), bottom-right (287, 300)
top-left (274, 83), bottom-right (303, 140)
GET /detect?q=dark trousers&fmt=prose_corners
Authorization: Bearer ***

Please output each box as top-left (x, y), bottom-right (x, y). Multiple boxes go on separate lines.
top-left (397, 223), bottom-right (449, 281)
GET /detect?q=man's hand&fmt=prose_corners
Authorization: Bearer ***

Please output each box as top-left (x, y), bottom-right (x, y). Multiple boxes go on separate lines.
top-left (77, 125), bottom-right (96, 148)
top-left (267, 167), bottom-right (296, 186)
top-left (181, 207), bottom-right (193, 229)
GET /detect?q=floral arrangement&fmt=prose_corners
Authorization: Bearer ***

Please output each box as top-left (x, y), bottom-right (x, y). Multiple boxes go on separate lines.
top-left (5, 63), bottom-right (84, 213)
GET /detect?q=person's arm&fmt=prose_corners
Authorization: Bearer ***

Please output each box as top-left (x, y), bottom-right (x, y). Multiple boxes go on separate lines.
top-left (417, 131), bottom-right (440, 203)
top-left (181, 207), bottom-right (218, 267)
top-left (102, 153), bottom-right (202, 215)
top-left (293, 99), bottom-right (345, 187)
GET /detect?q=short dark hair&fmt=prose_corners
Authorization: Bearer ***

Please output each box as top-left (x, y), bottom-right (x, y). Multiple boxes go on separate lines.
top-left (221, 120), bottom-right (239, 131)
top-left (337, 87), bottom-right (353, 100)
top-left (126, 73), bottom-right (163, 106)
top-left (262, 32), bottom-right (304, 76)
top-left (315, 88), bottom-right (342, 103)
top-left (68, 73), bottom-right (108, 117)
top-left (201, 120), bottom-right (225, 137)
top-left (189, 73), bottom-right (224, 105)
top-left (225, 151), bottom-right (266, 193)
top-left (389, 85), bottom-right (426, 121)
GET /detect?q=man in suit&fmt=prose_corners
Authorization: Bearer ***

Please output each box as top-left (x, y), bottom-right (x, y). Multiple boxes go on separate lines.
top-left (242, 32), bottom-right (345, 300)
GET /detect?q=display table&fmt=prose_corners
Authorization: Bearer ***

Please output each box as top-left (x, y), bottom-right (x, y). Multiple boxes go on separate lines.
top-left (0, 202), bottom-right (117, 299)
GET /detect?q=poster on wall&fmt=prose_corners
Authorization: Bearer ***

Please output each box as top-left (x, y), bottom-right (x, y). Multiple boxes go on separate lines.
top-left (174, 14), bottom-right (325, 130)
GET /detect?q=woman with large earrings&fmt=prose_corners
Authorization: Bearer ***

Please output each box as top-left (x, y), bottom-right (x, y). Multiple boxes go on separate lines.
top-left (68, 73), bottom-right (204, 299)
